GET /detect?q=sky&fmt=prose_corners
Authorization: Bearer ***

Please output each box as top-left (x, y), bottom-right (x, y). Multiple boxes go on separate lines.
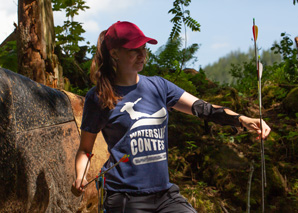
top-left (0, 0), bottom-right (297, 70)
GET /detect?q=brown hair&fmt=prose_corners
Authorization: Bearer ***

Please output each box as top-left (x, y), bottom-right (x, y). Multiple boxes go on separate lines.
top-left (90, 30), bottom-right (121, 110)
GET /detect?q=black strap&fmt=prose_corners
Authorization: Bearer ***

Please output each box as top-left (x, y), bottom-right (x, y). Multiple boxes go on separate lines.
top-left (192, 99), bottom-right (243, 127)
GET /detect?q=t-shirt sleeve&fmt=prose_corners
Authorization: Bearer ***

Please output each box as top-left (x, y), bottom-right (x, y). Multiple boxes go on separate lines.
top-left (80, 88), bottom-right (106, 134)
top-left (160, 77), bottom-right (185, 109)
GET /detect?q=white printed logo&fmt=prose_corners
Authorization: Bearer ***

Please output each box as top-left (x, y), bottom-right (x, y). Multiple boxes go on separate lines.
top-left (120, 97), bottom-right (168, 165)
top-left (133, 152), bottom-right (167, 165)
top-left (120, 98), bottom-right (167, 130)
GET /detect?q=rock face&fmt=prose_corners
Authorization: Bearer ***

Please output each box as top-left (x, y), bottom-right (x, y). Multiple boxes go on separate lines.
top-left (0, 68), bottom-right (109, 212)
top-left (283, 87), bottom-right (298, 114)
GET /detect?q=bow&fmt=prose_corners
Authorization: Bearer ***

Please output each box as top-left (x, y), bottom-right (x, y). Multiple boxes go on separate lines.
top-left (80, 152), bottom-right (94, 188)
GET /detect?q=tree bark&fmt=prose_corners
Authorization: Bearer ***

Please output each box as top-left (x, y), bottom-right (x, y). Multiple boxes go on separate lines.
top-left (17, 0), bottom-right (63, 88)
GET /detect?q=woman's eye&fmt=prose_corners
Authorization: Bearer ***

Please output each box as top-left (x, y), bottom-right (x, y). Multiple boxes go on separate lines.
top-left (129, 46), bottom-right (146, 52)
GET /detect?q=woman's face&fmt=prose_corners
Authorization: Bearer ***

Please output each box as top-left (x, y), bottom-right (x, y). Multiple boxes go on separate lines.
top-left (112, 44), bottom-right (147, 74)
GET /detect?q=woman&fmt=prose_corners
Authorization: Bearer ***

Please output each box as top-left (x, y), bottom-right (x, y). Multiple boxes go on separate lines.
top-left (72, 21), bottom-right (271, 212)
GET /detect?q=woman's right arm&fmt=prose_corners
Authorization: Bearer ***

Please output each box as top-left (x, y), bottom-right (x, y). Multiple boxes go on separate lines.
top-left (71, 130), bottom-right (97, 197)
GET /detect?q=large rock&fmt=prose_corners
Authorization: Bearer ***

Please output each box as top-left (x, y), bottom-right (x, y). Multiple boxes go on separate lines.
top-left (0, 68), bottom-right (108, 212)
top-left (283, 87), bottom-right (298, 114)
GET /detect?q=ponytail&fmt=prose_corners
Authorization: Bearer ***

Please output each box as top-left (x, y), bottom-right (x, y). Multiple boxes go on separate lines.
top-left (90, 30), bottom-right (121, 110)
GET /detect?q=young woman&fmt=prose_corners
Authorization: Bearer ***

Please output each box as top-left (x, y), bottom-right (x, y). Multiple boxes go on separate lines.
top-left (71, 21), bottom-right (271, 212)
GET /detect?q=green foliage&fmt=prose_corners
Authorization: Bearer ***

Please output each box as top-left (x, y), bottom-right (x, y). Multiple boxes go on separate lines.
top-left (150, 37), bottom-right (199, 69)
top-left (186, 141), bottom-right (198, 152)
top-left (270, 33), bottom-right (298, 84)
top-left (52, 0), bottom-right (89, 16)
top-left (225, 33), bottom-right (297, 96)
top-left (55, 45), bottom-right (93, 91)
top-left (262, 85), bottom-right (288, 108)
top-left (55, 20), bottom-right (86, 55)
top-left (151, 37), bottom-right (199, 71)
top-left (144, 37), bottom-right (203, 96)
top-left (205, 48), bottom-right (281, 85)
top-left (51, 0), bottom-right (95, 95)
top-left (168, 0), bottom-right (200, 41)
top-left (285, 131), bottom-right (298, 141)
top-left (165, 69), bottom-right (198, 95)
top-left (154, 38), bottom-right (184, 70)
top-left (70, 86), bottom-right (89, 96)
top-left (52, 0), bottom-right (90, 57)
top-left (0, 41), bottom-right (17, 72)
top-left (229, 59), bottom-right (258, 94)
top-left (205, 50), bottom-right (249, 84)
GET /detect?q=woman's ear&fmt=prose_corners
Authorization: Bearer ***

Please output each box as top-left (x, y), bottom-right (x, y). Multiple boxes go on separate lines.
top-left (109, 49), bottom-right (118, 60)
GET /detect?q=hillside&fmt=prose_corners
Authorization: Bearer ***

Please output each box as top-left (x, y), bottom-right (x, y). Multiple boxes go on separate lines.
top-left (204, 47), bottom-right (282, 85)
top-left (166, 73), bottom-right (298, 212)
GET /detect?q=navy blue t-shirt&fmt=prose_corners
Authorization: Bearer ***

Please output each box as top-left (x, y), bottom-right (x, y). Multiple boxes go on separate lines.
top-left (81, 75), bottom-right (184, 193)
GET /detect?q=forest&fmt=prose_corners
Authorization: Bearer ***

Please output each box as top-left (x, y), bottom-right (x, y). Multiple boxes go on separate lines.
top-left (0, 0), bottom-right (297, 212)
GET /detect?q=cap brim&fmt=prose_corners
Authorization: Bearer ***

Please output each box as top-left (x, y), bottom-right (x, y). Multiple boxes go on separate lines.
top-left (122, 36), bottom-right (158, 49)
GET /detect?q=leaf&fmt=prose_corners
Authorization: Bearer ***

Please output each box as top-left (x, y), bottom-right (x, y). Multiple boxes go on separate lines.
top-left (168, 0), bottom-right (200, 40)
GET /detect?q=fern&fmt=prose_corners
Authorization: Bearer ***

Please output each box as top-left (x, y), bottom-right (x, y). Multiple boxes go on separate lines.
top-left (168, 0), bottom-right (201, 41)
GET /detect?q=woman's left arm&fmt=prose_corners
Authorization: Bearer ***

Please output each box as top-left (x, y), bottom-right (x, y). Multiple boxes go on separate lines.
top-left (172, 91), bottom-right (271, 139)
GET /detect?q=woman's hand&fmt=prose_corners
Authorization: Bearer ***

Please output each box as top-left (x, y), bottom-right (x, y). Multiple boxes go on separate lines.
top-left (72, 131), bottom-right (97, 197)
top-left (239, 116), bottom-right (271, 139)
top-left (71, 178), bottom-right (88, 197)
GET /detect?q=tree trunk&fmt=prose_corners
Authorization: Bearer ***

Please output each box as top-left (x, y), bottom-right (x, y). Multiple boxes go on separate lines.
top-left (17, 0), bottom-right (63, 88)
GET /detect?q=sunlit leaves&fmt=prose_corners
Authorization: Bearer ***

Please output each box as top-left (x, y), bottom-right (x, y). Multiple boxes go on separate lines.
top-left (52, 0), bottom-right (89, 56)
top-left (168, 0), bottom-right (200, 40)
top-left (271, 33), bottom-right (298, 84)
top-left (0, 41), bottom-right (17, 72)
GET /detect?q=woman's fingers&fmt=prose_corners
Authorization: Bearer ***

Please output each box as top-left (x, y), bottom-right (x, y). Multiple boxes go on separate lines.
top-left (257, 120), bottom-right (271, 139)
top-left (71, 179), bottom-right (88, 197)
top-left (241, 117), bottom-right (271, 139)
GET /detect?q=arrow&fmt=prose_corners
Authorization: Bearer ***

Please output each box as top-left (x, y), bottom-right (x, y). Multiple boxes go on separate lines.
top-left (253, 18), bottom-right (259, 79)
top-left (252, 19), bottom-right (258, 42)
top-left (83, 154), bottom-right (130, 189)
top-left (120, 154), bottom-right (130, 163)
top-left (258, 56), bottom-right (263, 80)
top-left (253, 18), bottom-right (266, 213)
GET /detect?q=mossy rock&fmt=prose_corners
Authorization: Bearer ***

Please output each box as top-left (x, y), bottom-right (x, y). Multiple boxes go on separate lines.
top-left (262, 85), bottom-right (288, 108)
top-left (282, 87), bottom-right (298, 114)
top-left (205, 87), bottom-right (243, 111)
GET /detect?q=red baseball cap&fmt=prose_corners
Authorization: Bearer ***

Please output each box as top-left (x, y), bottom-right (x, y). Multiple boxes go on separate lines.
top-left (105, 21), bottom-right (158, 50)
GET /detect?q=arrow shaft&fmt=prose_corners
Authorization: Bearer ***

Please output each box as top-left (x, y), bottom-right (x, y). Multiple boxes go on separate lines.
top-left (253, 19), bottom-right (266, 213)
top-left (83, 155), bottom-right (129, 189)
top-left (80, 157), bottom-right (91, 187)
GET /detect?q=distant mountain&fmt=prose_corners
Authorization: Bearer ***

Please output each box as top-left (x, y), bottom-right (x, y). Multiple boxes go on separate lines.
top-left (203, 47), bottom-right (281, 85)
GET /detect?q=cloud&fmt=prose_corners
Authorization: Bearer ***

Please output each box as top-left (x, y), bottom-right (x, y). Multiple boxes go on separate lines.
top-left (0, 0), bottom-right (17, 14)
top-left (85, 0), bottom-right (146, 14)
top-left (0, 9), bottom-right (17, 43)
top-left (211, 42), bottom-right (230, 50)
top-left (82, 20), bottom-right (100, 33)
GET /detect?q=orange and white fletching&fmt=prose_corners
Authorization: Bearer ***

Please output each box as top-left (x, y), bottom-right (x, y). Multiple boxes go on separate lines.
top-left (253, 25), bottom-right (258, 41)
top-left (120, 154), bottom-right (129, 163)
top-left (258, 61), bottom-right (263, 79)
